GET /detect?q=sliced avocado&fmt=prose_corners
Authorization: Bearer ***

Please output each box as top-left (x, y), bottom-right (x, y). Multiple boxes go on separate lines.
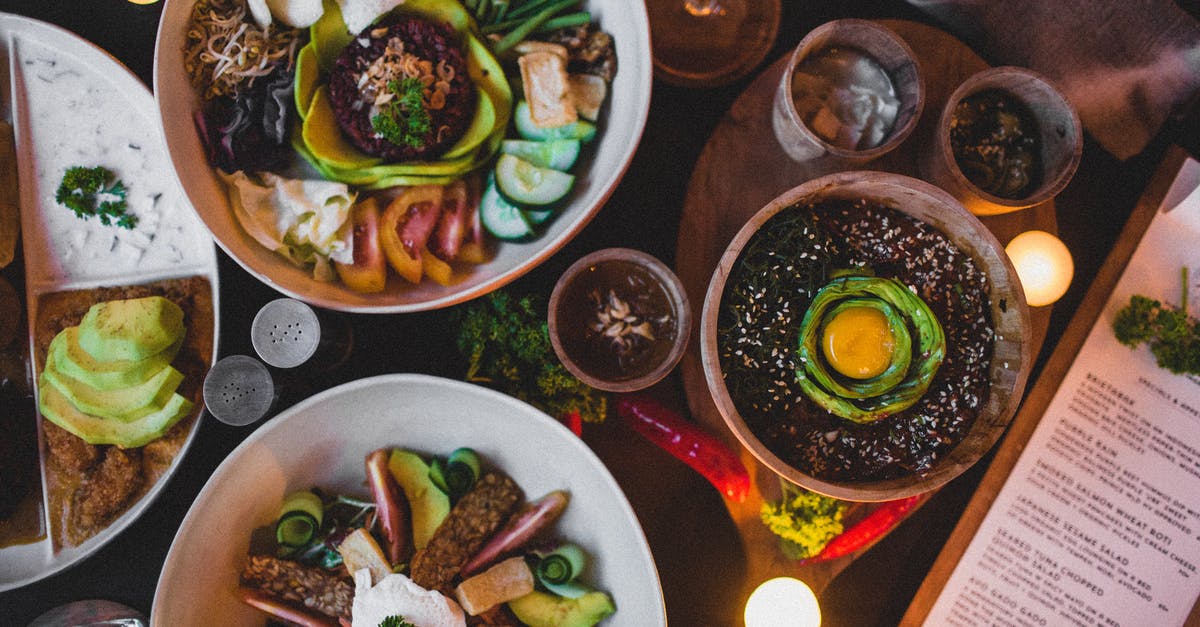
top-left (38, 378), bottom-right (193, 448)
top-left (78, 296), bottom-right (185, 362)
top-left (388, 449), bottom-right (451, 551)
top-left (508, 590), bottom-right (616, 627)
top-left (42, 347), bottom-right (183, 422)
top-left (294, 43), bottom-right (321, 119)
top-left (51, 327), bottom-right (182, 392)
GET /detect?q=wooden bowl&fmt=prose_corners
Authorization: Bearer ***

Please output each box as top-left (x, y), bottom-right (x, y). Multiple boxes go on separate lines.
top-left (920, 66), bottom-right (1082, 215)
top-left (700, 171), bottom-right (1032, 501)
top-left (771, 19), bottom-right (924, 164)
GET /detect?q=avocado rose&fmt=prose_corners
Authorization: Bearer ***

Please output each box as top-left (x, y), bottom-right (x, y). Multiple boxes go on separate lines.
top-left (795, 275), bottom-right (945, 424)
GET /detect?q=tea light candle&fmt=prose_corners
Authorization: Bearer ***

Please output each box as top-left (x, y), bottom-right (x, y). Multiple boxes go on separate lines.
top-left (744, 577), bottom-right (821, 627)
top-left (1005, 230), bottom-right (1074, 307)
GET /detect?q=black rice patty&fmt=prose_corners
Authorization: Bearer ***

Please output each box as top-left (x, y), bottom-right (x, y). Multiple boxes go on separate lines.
top-left (328, 16), bottom-right (474, 161)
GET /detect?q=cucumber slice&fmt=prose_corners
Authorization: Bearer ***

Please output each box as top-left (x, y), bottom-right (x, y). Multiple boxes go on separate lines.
top-left (480, 174), bottom-right (534, 240)
top-left (501, 139), bottom-right (581, 171)
top-left (514, 101), bottom-right (597, 143)
top-left (495, 154), bottom-right (574, 207)
top-left (522, 207), bottom-right (556, 226)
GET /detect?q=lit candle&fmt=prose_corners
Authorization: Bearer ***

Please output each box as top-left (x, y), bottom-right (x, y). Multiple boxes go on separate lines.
top-left (744, 577), bottom-right (821, 627)
top-left (1005, 230), bottom-right (1074, 307)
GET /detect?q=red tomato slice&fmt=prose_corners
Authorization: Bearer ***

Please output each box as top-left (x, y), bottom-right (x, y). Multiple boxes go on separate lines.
top-left (381, 185), bottom-right (444, 284)
top-left (334, 198), bottom-right (387, 293)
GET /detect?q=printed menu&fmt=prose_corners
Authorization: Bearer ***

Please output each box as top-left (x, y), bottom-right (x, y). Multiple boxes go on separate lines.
top-left (924, 159), bottom-right (1200, 627)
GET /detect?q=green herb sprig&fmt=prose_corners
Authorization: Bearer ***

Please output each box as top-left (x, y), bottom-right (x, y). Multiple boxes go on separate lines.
top-left (55, 166), bottom-right (136, 229)
top-left (378, 617), bottom-right (415, 627)
top-left (1113, 267), bottom-right (1199, 376)
top-left (455, 290), bottom-right (607, 423)
top-left (371, 78), bottom-right (432, 149)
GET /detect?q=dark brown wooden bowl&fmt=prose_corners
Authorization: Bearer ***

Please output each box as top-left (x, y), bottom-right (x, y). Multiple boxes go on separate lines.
top-left (700, 171), bottom-right (1033, 501)
top-left (920, 66), bottom-right (1083, 215)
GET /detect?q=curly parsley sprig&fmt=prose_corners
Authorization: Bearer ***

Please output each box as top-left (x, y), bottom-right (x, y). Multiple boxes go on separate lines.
top-left (55, 166), bottom-right (137, 229)
top-left (371, 78), bottom-right (432, 149)
top-left (1113, 267), bottom-right (1200, 376)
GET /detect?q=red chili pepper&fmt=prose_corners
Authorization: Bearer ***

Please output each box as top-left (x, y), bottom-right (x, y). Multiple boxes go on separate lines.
top-left (559, 410), bottom-right (583, 437)
top-left (615, 394), bottom-right (750, 502)
top-left (807, 495), bottom-right (922, 562)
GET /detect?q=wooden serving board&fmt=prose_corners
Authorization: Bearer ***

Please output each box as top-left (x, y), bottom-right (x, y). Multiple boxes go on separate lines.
top-left (673, 20), bottom-right (1057, 604)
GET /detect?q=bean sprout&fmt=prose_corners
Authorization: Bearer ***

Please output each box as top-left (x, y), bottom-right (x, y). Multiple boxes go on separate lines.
top-left (184, 0), bottom-right (301, 99)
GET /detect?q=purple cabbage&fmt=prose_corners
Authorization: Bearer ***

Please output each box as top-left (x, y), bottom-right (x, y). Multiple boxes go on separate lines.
top-left (195, 66), bottom-right (295, 173)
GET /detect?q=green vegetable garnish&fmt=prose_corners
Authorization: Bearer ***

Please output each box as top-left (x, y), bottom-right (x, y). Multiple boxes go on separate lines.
top-left (760, 479), bottom-right (847, 560)
top-left (379, 616), bottom-right (416, 627)
top-left (455, 291), bottom-right (607, 423)
top-left (371, 78), bottom-right (432, 149)
top-left (1113, 268), bottom-right (1199, 375)
top-left (55, 166), bottom-right (136, 229)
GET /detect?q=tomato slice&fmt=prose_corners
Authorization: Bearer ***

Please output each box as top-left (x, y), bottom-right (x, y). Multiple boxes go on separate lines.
top-left (334, 198), bottom-right (387, 293)
top-left (381, 185), bottom-right (444, 284)
top-left (430, 178), bottom-right (471, 261)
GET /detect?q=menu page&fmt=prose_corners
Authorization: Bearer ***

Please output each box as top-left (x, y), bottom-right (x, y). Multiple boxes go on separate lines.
top-left (924, 159), bottom-right (1200, 627)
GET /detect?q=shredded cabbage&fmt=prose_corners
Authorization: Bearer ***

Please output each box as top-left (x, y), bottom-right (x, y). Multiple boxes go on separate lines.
top-left (222, 171), bottom-right (356, 280)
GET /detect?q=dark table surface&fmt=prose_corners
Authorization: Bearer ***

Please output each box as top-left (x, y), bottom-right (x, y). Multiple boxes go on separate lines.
top-left (0, 0), bottom-right (1182, 625)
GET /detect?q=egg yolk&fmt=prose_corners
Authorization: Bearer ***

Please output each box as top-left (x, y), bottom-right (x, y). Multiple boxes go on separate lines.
top-left (821, 306), bottom-right (896, 379)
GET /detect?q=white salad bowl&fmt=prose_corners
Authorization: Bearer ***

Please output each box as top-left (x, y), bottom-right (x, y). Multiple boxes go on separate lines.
top-left (153, 0), bottom-right (652, 313)
top-left (152, 374), bottom-right (665, 625)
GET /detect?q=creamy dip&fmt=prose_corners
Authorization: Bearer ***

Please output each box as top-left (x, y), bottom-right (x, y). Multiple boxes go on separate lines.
top-left (13, 35), bottom-right (212, 286)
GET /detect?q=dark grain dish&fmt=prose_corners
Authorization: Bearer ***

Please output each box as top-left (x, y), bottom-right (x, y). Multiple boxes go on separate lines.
top-left (35, 276), bottom-right (213, 549)
top-left (718, 199), bottom-right (994, 481)
top-left (328, 16), bottom-right (474, 161)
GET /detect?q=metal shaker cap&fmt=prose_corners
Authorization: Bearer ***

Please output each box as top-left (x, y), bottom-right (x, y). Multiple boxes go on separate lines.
top-left (251, 298), bottom-right (321, 369)
top-left (203, 355), bottom-right (275, 426)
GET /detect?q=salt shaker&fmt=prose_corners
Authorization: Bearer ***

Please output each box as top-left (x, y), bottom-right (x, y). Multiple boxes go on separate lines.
top-left (202, 355), bottom-right (276, 426)
top-left (250, 298), bottom-right (353, 371)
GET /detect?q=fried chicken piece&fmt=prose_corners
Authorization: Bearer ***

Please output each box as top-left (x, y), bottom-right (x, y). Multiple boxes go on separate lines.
top-left (43, 420), bottom-right (100, 473)
top-left (410, 472), bottom-right (523, 594)
top-left (74, 446), bottom-right (143, 532)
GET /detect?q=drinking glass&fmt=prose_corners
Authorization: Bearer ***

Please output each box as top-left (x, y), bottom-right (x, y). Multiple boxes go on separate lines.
top-left (648, 0), bottom-right (781, 87)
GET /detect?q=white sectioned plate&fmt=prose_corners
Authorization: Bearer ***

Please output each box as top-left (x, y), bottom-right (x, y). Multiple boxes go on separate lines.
top-left (153, 0), bottom-right (652, 313)
top-left (0, 12), bottom-right (219, 592)
top-left (152, 374), bottom-right (666, 626)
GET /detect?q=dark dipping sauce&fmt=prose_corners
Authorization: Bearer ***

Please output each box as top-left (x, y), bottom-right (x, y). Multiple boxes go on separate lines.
top-left (718, 199), bottom-right (995, 481)
top-left (950, 89), bottom-right (1042, 199)
top-left (555, 260), bottom-right (678, 384)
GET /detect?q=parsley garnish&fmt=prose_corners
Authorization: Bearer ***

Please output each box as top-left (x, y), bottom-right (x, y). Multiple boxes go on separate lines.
top-left (379, 616), bottom-right (415, 627)
top-left (1113, 267), bottom-right (1200, 376)
top-left (55, 166), bottom-right (136, 229)
top-left (371, 78), bottom-right (432, 149)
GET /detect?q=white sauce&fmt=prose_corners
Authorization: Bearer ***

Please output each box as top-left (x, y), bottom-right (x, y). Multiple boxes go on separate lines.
top-left (14, 35), bottom-right (212, 285)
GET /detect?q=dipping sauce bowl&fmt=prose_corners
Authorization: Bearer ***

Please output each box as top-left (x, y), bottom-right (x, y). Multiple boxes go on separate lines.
top-left (549, 248), bottom-right (691, 392)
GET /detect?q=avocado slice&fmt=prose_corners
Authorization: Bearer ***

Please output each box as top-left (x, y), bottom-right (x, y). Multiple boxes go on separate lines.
top-left (388, 449), bottom-right (451, 551)
top-left (50, 327), bottom-right (182, 392)
top-left (508, 590), bottom-right (616, 627)
top-left (38, 378), bottom-right (193, 448)
top-left (78, 296), bottom-right (185, 362)
top-left (41, 347), bottom-right (183, 422)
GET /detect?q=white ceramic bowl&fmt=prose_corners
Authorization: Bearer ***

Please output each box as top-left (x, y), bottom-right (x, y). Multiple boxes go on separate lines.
top-left (153, 2), bottom-right (652, 312)
top-left (152, 374), bottom-right (665, 625)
